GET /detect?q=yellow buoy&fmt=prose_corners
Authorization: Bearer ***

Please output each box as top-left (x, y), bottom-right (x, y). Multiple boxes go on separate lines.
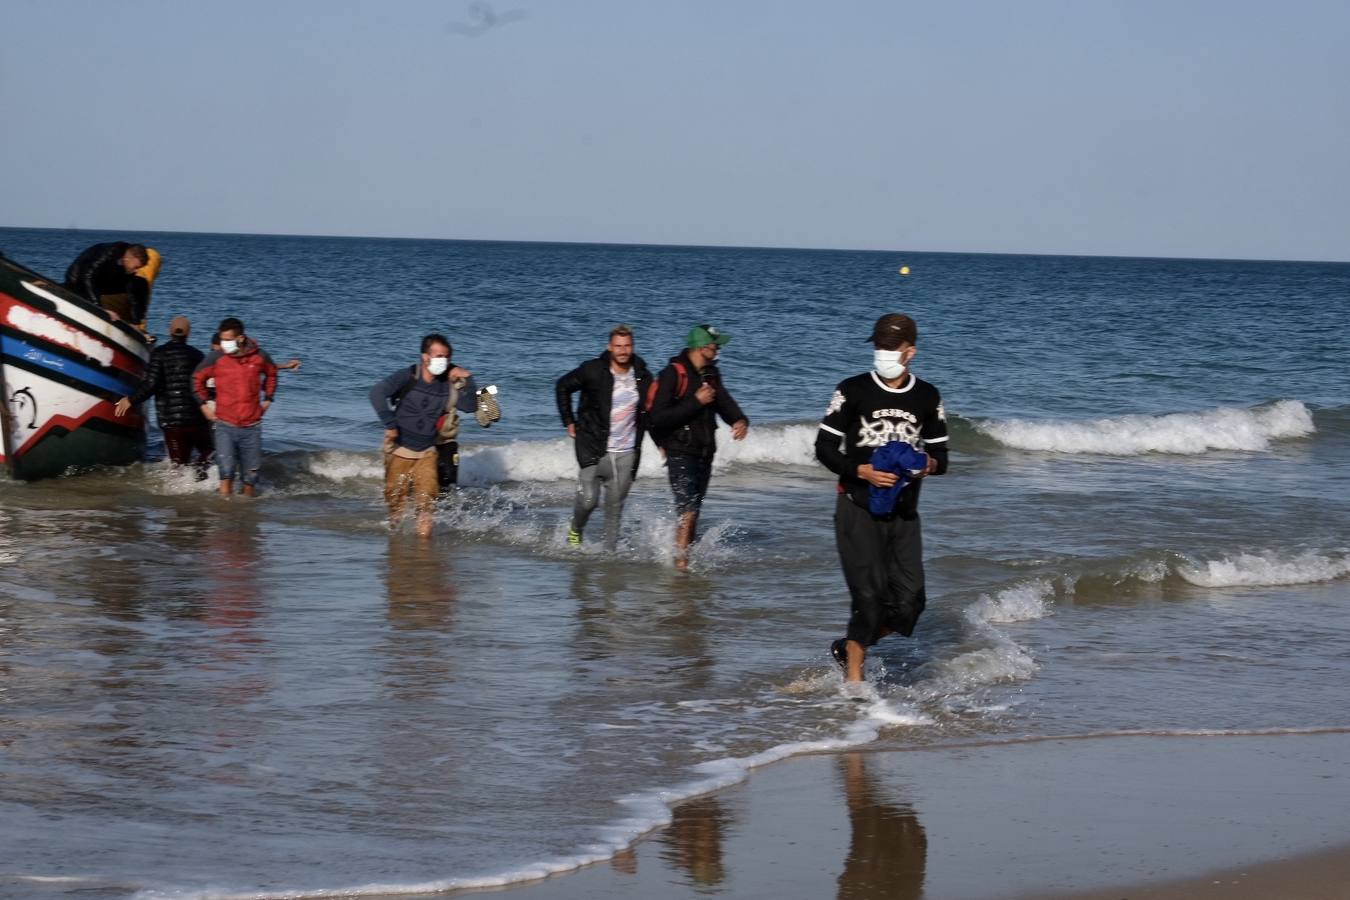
top-left (898, 265), bottom-right (910, 276)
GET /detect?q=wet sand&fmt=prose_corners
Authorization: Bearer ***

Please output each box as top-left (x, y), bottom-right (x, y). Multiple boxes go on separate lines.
top-left (474, 731), bottom-right (1350, 900)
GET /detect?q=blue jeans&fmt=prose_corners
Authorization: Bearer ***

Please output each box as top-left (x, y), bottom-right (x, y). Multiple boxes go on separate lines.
top-left (214, 423), bottom-right (263, 485)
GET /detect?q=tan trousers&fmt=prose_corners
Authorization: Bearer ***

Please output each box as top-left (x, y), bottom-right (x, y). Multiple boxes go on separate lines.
top-left (384, 451), bottom-right (438, 523)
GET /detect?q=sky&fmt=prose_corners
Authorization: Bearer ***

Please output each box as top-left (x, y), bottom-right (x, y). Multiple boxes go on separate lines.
top-left (2, 0), bottom-right (1348, 261)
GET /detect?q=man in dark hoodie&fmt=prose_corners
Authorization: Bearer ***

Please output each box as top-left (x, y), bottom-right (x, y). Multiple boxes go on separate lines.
top-left (369, 334), bottom-right (475, 538)
top-left (115, 315), bottom-right (213, 477)
top-left (646, 324), bottom-right (749, 571)
top-left (555, 325), bottom-right (654, 550)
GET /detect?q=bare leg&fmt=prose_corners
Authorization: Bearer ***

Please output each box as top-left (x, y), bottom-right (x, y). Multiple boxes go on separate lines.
top-left (674, 510), bottom-right (698, 571)
top-left (415, 508), bottom-right (434, 539)
top-left (242, 483), bottom-right (257, 498)
top-left (845, 639), bottom-right (866, 683)
top-left (218, 478), bottom-right (233, 497)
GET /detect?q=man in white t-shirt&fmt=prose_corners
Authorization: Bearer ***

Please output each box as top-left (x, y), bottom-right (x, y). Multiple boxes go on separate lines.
top-left (555, 325), bottom-right (655, 550)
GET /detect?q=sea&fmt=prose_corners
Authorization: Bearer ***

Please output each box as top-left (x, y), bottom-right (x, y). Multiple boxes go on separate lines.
top-left (1, 226), bottom-right (1348, 899)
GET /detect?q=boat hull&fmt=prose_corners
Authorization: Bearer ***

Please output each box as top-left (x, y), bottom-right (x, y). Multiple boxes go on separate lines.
top-left (0, 257), bottom-right (149, 480)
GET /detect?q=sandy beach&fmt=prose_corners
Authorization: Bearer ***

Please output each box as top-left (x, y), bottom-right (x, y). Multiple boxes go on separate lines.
top-left (479, 731), bottom-right (1350, 900)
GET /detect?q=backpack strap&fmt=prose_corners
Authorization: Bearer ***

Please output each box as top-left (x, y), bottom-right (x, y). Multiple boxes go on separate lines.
top-left (389, 364), bottom-right (418, 408)
top-left (645, 360), bottom-right (688, 412)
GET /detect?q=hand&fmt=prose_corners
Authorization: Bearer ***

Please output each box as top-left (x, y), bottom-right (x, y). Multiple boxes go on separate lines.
top-left (694, 382), bottom-right (716, 405)
top-left (202, 405), bottom-right (217, 422)
top-left (114, 397), bottom-right (132, 418)
top-left (384, 428), bottom-right (399, 442)
top-left (567, 423), bottom-right (577, 439)
top-left (259, 400), bottom-right (272, 417)
top-left (107, 310), bottom-right (122, 323)
top-left (731, 419), bottom-right (748, 440)
top-left (281, 359), bottom-right (302, 370)
top-left (857, 463), bottom-right (898, 488)
top-left (921, 455), bottom-right (939, 477)
top-left (450, 366), bottom-right (471, 380)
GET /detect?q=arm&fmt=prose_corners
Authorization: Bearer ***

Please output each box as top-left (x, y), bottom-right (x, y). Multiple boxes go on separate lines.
top-left (258, 351), bottom-right (278, 404)
top-left (646, 367), bottom-right (706, 432)
top-left (126, 350), bottom-right (164, 405)
top-left (919, 389), bottom-right (950, 476)
top-left (128, 275), bottom-right (150, 327)
top-left (712, 376), bottom-right (748, 438)
top-left (815, 383), bottom-right (861, 479)
top-left (368, 368), bottom-right (414, 429)
top-left (192, 353), bottom-right (218, 405)
top-left (554, 365), bottom-right (585, 428)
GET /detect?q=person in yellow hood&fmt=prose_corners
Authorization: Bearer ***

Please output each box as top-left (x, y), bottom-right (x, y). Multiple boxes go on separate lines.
top-left (129, 247), bottom-right (162, 331)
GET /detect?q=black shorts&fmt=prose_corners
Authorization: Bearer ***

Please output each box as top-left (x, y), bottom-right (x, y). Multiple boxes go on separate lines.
top-left (666, 453), bottom-right (713, 514)
top-left (834, 494), bottom-right (927, 646)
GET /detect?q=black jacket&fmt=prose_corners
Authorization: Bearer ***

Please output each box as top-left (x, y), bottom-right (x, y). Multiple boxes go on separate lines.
top-left (555, 351), bottom-right (653, 472)
top-left (646, 351), bottom-right (747, 459)
top-left (63, 242), bottom-right (148, 318)
top-left (128, 337), bottom-right (208, 428)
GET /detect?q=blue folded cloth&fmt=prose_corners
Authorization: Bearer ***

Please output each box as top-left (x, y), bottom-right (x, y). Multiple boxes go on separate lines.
top-left (866, 440), bottom-right (930, 515)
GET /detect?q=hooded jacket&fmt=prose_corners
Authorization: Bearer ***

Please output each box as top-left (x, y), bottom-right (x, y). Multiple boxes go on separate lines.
top-left (192, 338), bottom-right (278, 427)
top-left (645, 350), bottom-right (747, 460)
top-left (555, 351), bottom-right (653, 472)
top-left (127, 336), bottom-right (208, 428)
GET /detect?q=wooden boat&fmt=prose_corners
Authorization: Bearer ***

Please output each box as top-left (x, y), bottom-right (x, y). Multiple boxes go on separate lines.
top-left (0, 254), bottom-right (149, 480)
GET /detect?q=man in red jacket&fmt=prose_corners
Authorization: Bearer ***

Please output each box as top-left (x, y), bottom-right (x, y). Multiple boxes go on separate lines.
top-left (193, 317), bottom-right (278, 497)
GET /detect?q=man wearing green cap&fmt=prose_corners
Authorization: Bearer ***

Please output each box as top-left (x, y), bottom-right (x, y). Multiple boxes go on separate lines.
top-left (647, 324), bottom-right (749, 571)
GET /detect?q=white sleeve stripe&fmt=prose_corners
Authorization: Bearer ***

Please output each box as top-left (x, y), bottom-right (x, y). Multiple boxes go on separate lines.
top-left (818, 423), bottom-right (844, 437)
top-left (924, 435), bottom-right (949, 443)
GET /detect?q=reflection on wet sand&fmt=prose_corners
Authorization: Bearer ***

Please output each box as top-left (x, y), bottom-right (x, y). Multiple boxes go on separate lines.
top-left (837, 752), bottom-right (927, 900)
top-left (384, 536), bottom-right (458, 631)
top-left (658, 795), bottom-right (729, 891)
top-left (571, 564), bottom-right (715, 691)
top-left (380, 536), bottom-right (457, 703)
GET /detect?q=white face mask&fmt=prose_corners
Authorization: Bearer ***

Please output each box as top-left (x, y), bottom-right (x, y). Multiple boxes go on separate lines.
top-left (426, 357), bottom-right (450, 376)
top-left (221, 339), bottom-right (240, 355)
top-left (874, 349), bottom-right (907, 380)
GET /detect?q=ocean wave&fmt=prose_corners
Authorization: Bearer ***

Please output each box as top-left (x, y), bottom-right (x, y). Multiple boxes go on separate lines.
top-left (973, 400), bottom-right (1315, 455)
top-left (270, 423), bottom-right (823, 488)
top-left (1176, 550), bottom-right (1350, 588)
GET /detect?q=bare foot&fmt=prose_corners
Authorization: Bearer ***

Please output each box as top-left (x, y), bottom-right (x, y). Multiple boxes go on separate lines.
top-left (242, 484), bottom-right (257, 498)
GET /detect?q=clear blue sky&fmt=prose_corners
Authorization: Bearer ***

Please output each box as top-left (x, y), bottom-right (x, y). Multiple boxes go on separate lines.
top-left (3, 0), bottom-right (1348, 260)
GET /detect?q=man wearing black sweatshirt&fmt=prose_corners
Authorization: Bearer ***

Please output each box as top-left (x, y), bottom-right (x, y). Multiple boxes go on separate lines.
top-left (815, 313), bottom-right (949, 683)
top-left (647, 324), bottom-right (749, 571)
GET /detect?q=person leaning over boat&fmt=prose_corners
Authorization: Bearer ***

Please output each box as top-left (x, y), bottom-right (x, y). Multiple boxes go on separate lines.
top-left (62, 242), bottom-right (150, 323)
top-left (192, 317), bottom-right (278, 498)
top-left (368, 334), bottom-right (475, 538)
top-left (115, 315), bottom-right (213, 478)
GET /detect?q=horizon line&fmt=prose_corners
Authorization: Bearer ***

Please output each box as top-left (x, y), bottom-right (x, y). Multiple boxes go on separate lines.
top-left (1, 223), bottom-right (1345, 267)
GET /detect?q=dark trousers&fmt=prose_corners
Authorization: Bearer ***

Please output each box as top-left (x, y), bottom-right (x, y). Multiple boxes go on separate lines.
top-left (163, 424), bottom-right (213, 477)
top-left (436, 441), bottom-right (459, 493)
top-left (834, 494), bottom-right (927, 646)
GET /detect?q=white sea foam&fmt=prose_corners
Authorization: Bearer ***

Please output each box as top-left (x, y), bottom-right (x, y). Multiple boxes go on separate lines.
top-left (1177, 550), bottom-right (1350, 587)
top-left (287, 422), bottom-right (822, 490)
top-left (977, 400), bottom-right (1314, 455)
top-left (965, 580), bottom-right (1054, 625)
top-left (133, 700), bottom-right (923, 900)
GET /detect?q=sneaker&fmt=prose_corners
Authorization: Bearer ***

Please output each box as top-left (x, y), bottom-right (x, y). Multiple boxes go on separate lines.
top-left (830, 638), bottom-right (848, 671)
top-left (567, 528), bottom-right (582, 546)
